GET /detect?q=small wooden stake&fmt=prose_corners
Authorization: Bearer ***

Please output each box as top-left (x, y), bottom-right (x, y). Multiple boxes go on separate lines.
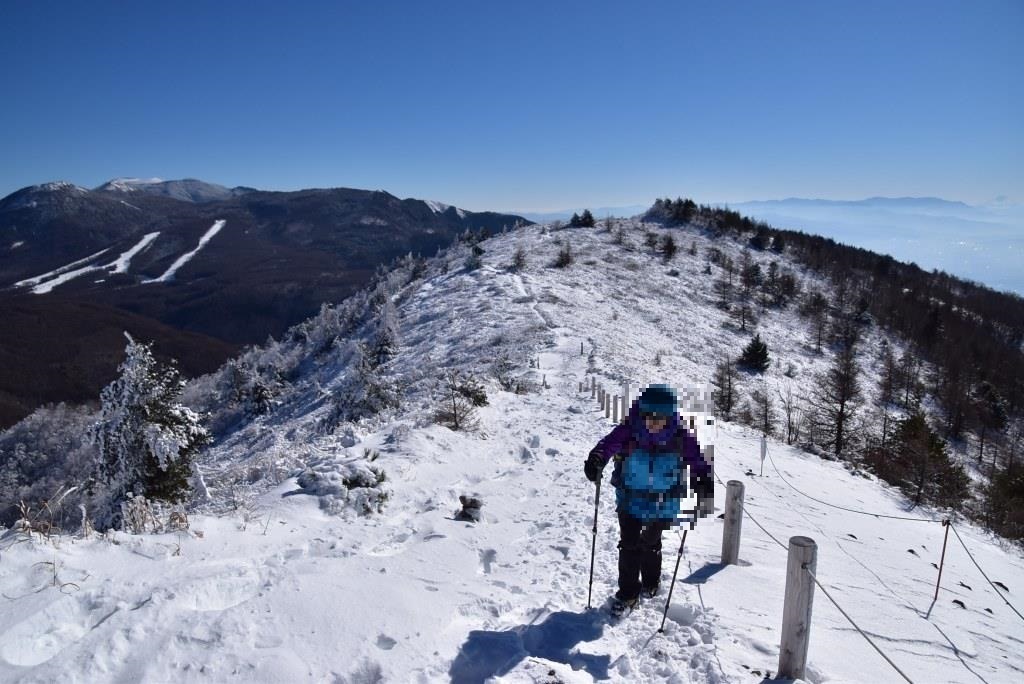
top-left (721, 480), bottom-right (745, 565)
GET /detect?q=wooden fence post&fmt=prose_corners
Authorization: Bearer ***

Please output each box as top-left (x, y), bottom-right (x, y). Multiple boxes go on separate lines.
top-left (612, 396), bottom-right (619, 423)
top-left (721, 480), bottom-right (744, 565)
top-left (778, 536), bottom-right (817, 681)
top-left (591, 382), bottom-right (596, 399)
top-left (605, 394), bottom-right (611, 419)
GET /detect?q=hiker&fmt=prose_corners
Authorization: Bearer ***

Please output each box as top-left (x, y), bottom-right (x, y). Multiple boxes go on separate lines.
top-left (584, 383), bottom-right (713, 615)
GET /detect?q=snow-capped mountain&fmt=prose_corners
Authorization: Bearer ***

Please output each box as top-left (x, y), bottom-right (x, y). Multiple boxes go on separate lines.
top-left (94, 178), bottom-right (254, 203)
top-left (0, 181), bottom-right (530, 429)
top-left (1, 218), bottom-right (1020, 682)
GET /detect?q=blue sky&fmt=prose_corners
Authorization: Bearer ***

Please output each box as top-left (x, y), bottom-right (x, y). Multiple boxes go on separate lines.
top-left (1, 0), bottom-right (1021, 212)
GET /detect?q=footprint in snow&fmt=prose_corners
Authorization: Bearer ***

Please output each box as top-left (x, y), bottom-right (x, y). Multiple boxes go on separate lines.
top-left (168, 564), bottom-right (261, 612)
top-left (0, 596), bottom-right (94, 666)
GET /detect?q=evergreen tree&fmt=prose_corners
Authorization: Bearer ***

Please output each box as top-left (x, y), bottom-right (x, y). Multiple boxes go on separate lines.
top-left (90, 335), bottom-right (209, 515)
top-left (660, 234), bottom-right (678, 261)
top-left (738, 334), bottom-right (770, 373)
top-left (867, 412), bottom-right (969, 509)
top-left (579, 209), bottom-right (595, 227)
top-left (986, 461), bottom-right (1024, 539)
top-left (553, 242), bottom-right (573, 268)
top-left (973, 381), bottom-right (1008, 465)
top-left (801, 290), bottom-right (829, 353)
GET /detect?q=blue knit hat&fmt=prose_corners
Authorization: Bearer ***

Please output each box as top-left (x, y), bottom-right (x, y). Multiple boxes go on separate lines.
top-left (638, 384), bottom-right (677, 417)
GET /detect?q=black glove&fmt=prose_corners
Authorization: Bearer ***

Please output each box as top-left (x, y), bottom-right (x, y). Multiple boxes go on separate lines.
top-left (584, 452), bottom-right (605, 482)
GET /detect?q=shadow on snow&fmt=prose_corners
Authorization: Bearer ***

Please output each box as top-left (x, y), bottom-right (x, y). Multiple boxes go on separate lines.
top-left (449, 609), bottom-right (611, 683)
top-left (682, 561), bottom-right (728, 585)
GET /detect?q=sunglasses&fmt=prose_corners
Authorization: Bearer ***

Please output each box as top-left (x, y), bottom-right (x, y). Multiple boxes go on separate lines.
top-left (642, 412), bottom-right (670, 421)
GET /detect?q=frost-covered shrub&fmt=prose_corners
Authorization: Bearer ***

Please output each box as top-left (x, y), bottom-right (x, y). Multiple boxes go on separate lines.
top-left (490, 353), bottom-right (519, 392)
top-left (296, 452), bottom-right (389, 515)
top-left (320, 342), bottom-right (402, 432)
top-left (0, 403), bottom-right (97, 529)
top-left (116, 494), bottom-right (188, 535)
top-left (464, 247), bottom-right (484, 271)
top-left (509, 246), bottom-right (527, 272)
top-left (552, 242), bottom-right (573, 268)
top-left (434, 369), bottom-right (486, 432)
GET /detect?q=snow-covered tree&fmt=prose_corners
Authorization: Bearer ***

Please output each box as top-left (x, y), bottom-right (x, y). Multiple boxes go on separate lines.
top-left (90, 334), bottom-right (209, 517)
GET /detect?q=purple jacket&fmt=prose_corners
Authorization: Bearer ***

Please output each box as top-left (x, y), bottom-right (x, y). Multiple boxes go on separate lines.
top-left (589, 401), bottom-right (713, 520)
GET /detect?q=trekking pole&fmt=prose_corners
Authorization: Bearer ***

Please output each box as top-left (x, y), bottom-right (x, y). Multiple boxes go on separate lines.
top-left (658, 528), bottom-right (688, 633)
top-left (587, 477), bottom-right (602, 610)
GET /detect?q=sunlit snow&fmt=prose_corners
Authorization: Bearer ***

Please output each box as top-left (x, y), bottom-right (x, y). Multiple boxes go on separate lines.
top-left (23, 232), bottom-right (159, 293)
top-left (2, 220), bottom-right (1021, 683)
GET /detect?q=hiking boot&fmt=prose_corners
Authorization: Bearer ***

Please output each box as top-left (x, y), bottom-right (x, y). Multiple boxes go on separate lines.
top-left (610, 596), bottom-right (638, 617)
top-left (641, 584), bottom-right (660, 599)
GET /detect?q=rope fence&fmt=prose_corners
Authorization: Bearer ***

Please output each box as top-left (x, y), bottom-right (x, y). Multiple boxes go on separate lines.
top-left (762, 442), bottom-right (1024, 624)
top-left (764, 444), bottom-right (935, 522)
top-left (712, 468), bottom-right (919, 682)
top-left (948, 523), bottom-right (1024, 623)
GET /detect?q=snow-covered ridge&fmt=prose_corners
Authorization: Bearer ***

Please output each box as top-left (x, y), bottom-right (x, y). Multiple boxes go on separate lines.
top-left (95, 177), bottom-right (164, 193)
top-left (144, 220), bottom-right (225, 283)
top-left (423, 198), bottom-right (467, 218)
top-left (2, 220), bottom-right (1022, 682)
top-left (35, 181), bottom-right (89, 193)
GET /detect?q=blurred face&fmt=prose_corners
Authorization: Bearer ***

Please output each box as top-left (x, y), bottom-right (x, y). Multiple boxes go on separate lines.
top-left (644, 413), bottom-right (668, 432)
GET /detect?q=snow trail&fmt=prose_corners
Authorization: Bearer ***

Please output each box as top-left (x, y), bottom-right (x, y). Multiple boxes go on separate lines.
top-left (25, 232), bottom-right (160, 293)
top-left (144, 220), bottom-right (225, 283)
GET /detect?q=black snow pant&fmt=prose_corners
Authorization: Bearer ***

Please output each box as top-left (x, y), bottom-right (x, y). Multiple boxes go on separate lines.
top-left (616, 509), bottom-right (669, 601)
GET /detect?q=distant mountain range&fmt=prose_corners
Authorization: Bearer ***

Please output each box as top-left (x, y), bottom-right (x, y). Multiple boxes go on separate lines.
top-left (724, 197), bottom-right (1024, 296)
top-left (0, 179), bottom-right (529, 428)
